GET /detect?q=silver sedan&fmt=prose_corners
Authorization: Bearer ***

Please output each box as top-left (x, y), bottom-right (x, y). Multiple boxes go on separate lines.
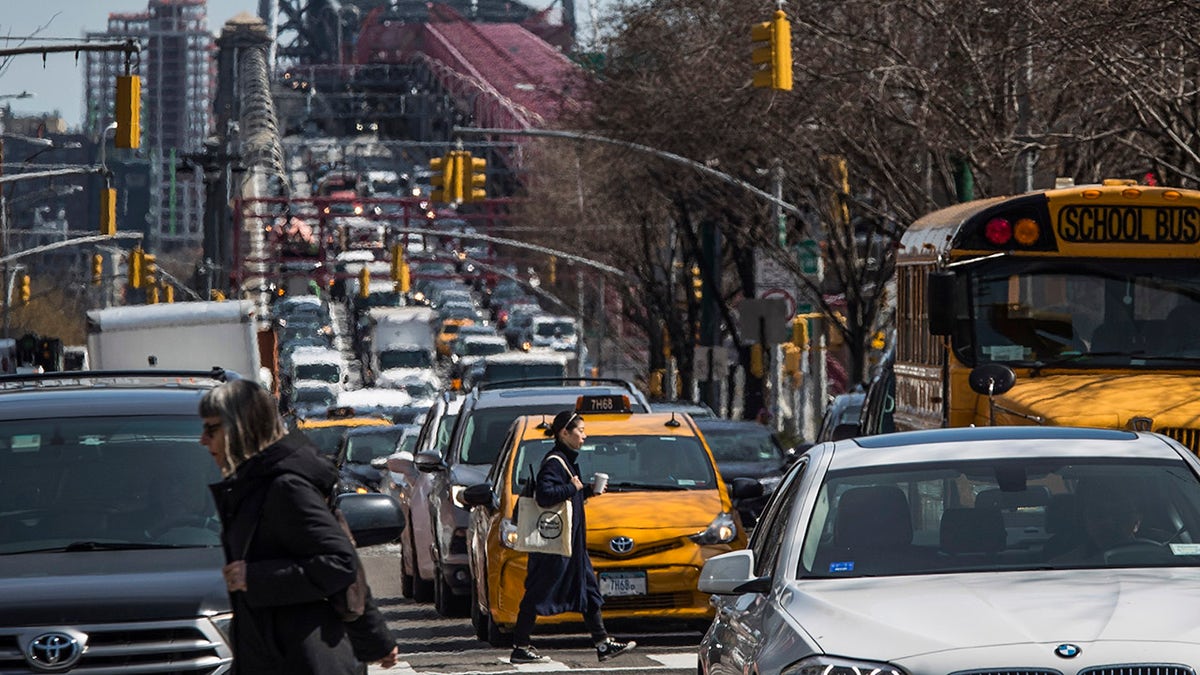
top-left (698, 426), bottom-right (1200, 675)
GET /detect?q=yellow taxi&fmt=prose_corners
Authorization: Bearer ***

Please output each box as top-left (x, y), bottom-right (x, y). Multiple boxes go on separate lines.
top-left (435, 318), bottom-right (475, 359)
top-left (462, 395), bottom-right (754, 646)
top-left (293, 406), bottom-right (393, 459)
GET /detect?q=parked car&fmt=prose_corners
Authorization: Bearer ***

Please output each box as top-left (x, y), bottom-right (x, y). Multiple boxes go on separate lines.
top-left (698, 426), bottom-right (1200, 675)
top-left (0, 369), bottom-right (402, 674)
top-left (693, 418), bottom-right (795, 528)
top-left (463, 394), bottom-right (756, 646)
top-left (413, 379), bottom-right (649, 617)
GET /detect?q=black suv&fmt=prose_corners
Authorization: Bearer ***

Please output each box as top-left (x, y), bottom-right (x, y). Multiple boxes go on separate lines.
top-left (414, 378), bottom-right (649, 617)
top-left (0, 369), bottom-right (402, 674)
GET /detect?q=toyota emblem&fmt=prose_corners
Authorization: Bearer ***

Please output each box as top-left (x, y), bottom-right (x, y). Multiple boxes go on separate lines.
top-left (609, 536), bottom-right (634, 554)
top-left (26, 631), bottom-right (83, 669)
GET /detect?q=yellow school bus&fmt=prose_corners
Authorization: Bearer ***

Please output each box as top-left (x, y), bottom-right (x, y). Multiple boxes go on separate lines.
top-left (885, 179), bottom-right (1200, 451)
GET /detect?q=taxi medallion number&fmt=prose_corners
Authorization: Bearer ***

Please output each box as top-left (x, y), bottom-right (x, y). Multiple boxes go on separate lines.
top-left (599, 571), bottom-right (646, 597)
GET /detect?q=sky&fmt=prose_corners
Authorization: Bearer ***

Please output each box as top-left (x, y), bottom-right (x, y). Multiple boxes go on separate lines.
top-left (0, 0), bottom-right (592, 131)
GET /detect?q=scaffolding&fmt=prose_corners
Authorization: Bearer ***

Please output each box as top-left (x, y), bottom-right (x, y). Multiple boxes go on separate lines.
top-left (83, 0), bottom-right (214, 247)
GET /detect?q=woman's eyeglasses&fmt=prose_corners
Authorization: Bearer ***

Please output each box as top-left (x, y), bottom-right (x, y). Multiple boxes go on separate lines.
top-left (201, 422), bottom-right (223, 437)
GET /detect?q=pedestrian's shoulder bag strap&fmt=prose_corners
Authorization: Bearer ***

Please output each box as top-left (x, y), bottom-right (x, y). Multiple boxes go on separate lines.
top-left (542, 452), bottom-right (575, 479)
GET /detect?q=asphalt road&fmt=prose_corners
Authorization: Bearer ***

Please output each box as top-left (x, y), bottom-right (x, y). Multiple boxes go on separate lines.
top-left (360, 544), bottom-right (701, 675)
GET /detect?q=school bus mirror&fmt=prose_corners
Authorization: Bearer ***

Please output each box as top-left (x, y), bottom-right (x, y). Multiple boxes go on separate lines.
top-left (927, 270), bottom-right (957, 336)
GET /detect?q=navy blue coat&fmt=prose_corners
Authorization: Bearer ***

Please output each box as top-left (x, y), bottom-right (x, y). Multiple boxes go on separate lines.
top-left (521, 444), bottom-right (603, 615)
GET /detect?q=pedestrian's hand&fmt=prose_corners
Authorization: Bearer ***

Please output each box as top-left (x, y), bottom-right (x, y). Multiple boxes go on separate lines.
top-left (571, 476), bottom-right (583, 491)
top-left (378, 646), bottom-right (399, 668)
top-left (222, 560), bottom-right (247, 592)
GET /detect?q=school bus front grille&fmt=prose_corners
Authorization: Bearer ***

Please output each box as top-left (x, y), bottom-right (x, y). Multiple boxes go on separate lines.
top-left (1157, 427), bottom-right (1200, 454)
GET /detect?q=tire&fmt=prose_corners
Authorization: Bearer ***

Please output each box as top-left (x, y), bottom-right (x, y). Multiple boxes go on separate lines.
top-left (486, 608), bottom-right (512, 648)
top-left (433, 565), bottom-right (467, 617)
top-left (399, 528), bottom-right (415, 599)
top-left (413, 568), bottom-right (435, 603)
top-left (470, 585), bottom-right (488, 642)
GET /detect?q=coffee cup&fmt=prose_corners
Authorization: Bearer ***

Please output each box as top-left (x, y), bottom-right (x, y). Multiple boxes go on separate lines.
top-left (592, 472), bottom-right (609, 494)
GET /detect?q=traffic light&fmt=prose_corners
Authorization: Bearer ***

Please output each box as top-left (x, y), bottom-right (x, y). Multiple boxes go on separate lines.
top-left (464, 151), bottom-right (486, 201)
top-left (792, 316), bottom-right (810, 349)
top-left (548, 255), bottom-right (557, 285)
top-left (162, 283), bottom-right (174, 303)
top-left (749, 343), bottom-right (764, 378)
top-left (358, 265), bottom-right (371, 299)
top-left (115, 74), bottom-right (141, 149)
top-left (18, 274), bottom-right (30, 305)
top-left (147, 284), bottom-right (159, 304)
top-left (690, 264), bottom-right (702, 301)
top-left (751, 10), bottom-right (793, 91)
top-left (92, 254), bottom-right (104, 286)
top-left (398, 261), bottom-right (410, 293)
top-left (141, 253), bottom-right (157, 288)
top-left (390, 243), bottom-right (404, 281)
top-left (100, 187), bottom-right (117, 236)
top-left (429, 153), bottom-right (458, 203)
top-left (128, 247), bottom-right (143, 289)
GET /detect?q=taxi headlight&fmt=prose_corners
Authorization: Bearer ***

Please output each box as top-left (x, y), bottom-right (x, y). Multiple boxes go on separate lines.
top-left (500, 517), bottom-right (519, 549)
top-left (689, 511), bottom-right (736, 545)
top-left (208, 612), bottom-right (234, 646)
top-left (782, 655), bottom-right (906, 675)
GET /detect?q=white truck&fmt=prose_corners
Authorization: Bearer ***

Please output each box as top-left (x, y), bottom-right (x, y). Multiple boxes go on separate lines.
top-left (364, 306), bottom-right (438, 384)
top-left (86, 300), bottom-right (266, 383)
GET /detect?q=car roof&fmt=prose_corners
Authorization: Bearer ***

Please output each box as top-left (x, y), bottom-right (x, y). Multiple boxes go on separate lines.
top-left (0, 371), bottom-right (224, 418)
top-left (471, 383), bottom-right (645, 409)
top-left (695, 418), bottom-right (775, 434)
top-left (512, 412), bottom-right (702, 439)
top-left (827, 426), bottom-right (1180, 471)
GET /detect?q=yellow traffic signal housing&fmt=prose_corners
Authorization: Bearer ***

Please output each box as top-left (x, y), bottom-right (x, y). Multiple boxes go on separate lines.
top-left (429, 153), bottom-right (457, 203)
top-left (749, 343), bottom-right (764, 377)
top-left (465, 152), bottom-right (486, 201)
top-left (690, 264), bottom-right (703, 301)
top-left (358, 266), bottom-right (371, 298)
top-left (211, 289), bottom-right (227, 302)
top-left (100, 187), bottom-right (117, 236)
top-left (398, 262), bottom-right (410, 293)
top-left (18, 274), bottom-right (30, 305)
top-left (390, 243), bottom-right (404, 281)
top-left (751, 10), bottom-right (793, 91)
top-left (141, 253), bottom-right (157, 288)
top-left (163, 283), bottom-right (174, 303)
top-left (450, 151), bottom-right (467, 203)
top-left (128, 247), bottom-right (144, 289)
top-left (92, 254), bottom-right (104, 286)
top-left (115, 75), bottom-right (141, 149)
top-left (147, 284), bottom-right (159, 304)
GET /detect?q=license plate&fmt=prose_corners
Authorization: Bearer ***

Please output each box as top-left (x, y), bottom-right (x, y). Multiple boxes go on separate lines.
top-left (599, 571), bottom-right (646, 597)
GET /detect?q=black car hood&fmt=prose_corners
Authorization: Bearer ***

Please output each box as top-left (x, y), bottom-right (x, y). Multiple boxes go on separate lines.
top-left (715, 460), bottom-right (784, 481)
top-left (0, 547), bottom-right (228, 624)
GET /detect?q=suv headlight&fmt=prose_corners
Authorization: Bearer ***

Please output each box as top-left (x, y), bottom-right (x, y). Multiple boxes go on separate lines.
top-left (783, 656), bottom-right (906, 675)
top-left (689, 511), bottom-right (737, 544)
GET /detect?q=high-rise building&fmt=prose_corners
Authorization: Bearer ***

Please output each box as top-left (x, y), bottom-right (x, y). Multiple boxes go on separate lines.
top-left (84, 0), bottom-right (214, 247)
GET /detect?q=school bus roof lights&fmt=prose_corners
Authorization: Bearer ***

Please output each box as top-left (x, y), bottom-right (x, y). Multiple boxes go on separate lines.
top-left (984, 217), bottom-right (1013, 246)
top-left (1013, 218), bottom-right (1040, 246)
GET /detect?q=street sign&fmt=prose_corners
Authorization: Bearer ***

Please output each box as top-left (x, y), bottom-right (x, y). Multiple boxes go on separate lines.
top-left (739, 298), bottom-right (790, 345)
top-left (755, 249), bottom-right (799, 317)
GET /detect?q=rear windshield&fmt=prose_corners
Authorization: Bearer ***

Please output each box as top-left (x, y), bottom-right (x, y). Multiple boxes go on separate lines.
top-left (512, 434), bottom-right (716, 494)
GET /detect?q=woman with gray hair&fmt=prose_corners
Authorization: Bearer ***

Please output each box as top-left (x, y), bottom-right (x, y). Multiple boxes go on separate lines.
top-left (201, 379), bottom-right (396, 674)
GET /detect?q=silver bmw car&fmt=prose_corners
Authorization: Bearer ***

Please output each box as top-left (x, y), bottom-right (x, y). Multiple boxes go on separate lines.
top-left (698, 426), bottom-right (1200, 675)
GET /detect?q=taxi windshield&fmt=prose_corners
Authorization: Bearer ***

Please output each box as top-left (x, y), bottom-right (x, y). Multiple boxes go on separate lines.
top-left (511, 434), bottom-right (717, 494)
top-left (0, 415), bottom-right (223, 554)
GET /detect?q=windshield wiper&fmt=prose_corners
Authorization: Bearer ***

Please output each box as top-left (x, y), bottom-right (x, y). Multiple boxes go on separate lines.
top-left (608, 481), bottom-right (689, 492)
top-left (61, 541), bottom-right (194, 552)
top-left (1030, 350), bottom-right (1145, 376)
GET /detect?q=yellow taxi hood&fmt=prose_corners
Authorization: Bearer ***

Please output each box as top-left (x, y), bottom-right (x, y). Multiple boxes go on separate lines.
top-left (585, 489), bottom-right (728, 535)
top-left (990, 372), bottom-right (1200, 429)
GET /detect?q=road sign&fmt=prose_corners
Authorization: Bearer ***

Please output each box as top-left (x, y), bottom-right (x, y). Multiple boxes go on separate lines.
top-left (739, 298), bottom-right (790, 345)
top-left (755, 249), bottom-right (799, 317)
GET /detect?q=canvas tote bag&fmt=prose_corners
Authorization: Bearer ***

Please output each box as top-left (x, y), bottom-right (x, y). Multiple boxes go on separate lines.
top-left (514, 454), bottom-right (574, 557)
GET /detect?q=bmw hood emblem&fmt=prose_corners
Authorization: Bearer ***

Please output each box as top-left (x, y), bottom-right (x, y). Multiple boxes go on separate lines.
top-left (1054, 643), bottom-right (1081, 659)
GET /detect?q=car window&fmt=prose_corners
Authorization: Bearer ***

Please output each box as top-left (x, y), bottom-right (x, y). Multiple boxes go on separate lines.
top-left (434, 413), bottom-right (458, 456)
top-left (799, 457), bottom-right (1200, 578)
top-left (703, 427), bottom-right (783, 462)
top-left (750, 456), bottom-right (808, 578)
top-left (294, 363), bottom-right (341, 382)
top-left (346, 434), bottom-right (401, 463)
top-left (0, 415), bottom-right (223, 553)
top-left (510, 434), bottom-right (717, 494)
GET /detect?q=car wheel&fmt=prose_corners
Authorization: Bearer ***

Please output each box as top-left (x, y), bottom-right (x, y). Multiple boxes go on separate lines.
top-left (399, 527), bottom-right (415, 599)
top-left (470, 584), bottom-right (488, 642)
top-left (411, 534), bottom-right (434, 603)
top-left (433, 564), bottom-right (466, 617)
top-left (485, 607), bottom-right (511, 648)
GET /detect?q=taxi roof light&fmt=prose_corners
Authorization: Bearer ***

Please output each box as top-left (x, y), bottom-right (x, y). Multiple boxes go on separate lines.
top-left (574, 394), bottom-right (632, 414)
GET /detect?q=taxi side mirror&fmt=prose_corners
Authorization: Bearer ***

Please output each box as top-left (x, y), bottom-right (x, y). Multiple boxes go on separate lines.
top-left (462, 482), bottom-right (496, 509)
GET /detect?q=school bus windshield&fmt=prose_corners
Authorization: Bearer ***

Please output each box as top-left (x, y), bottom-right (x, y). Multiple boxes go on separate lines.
top-left (957, 258), bottom-right (1200, 367)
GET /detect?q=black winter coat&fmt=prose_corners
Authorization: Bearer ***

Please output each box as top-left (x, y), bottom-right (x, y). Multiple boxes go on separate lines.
top-left (209, 431), bottom-right (393, 675)
top-left (521, 443), bottom-right (603, 615)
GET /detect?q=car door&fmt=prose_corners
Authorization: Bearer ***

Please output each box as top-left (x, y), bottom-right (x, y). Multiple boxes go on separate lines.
top-left (705, 456), bottom-right (808, 675)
